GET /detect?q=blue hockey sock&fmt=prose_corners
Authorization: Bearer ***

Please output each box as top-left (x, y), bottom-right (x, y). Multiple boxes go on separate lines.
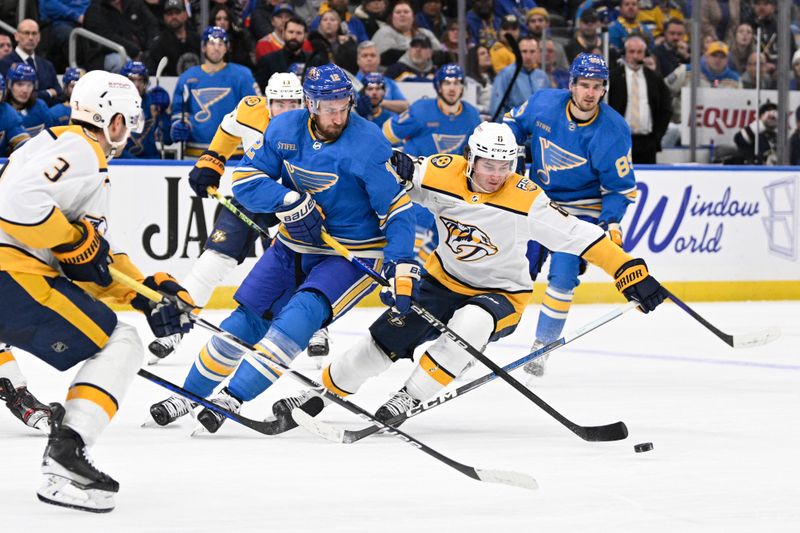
top-left (535, 286), bottom-right (574, 343)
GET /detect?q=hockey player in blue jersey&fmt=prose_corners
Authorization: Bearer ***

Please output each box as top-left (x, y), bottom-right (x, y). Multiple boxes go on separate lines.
top-left (5, 63), bottom-right (54, 137)
top-left (119, 60), bottom-right (171, 159)
top-left (0, 73), bottom-right (29, 155)
top-left (355, 73), bottom-right (396, 129)
top-left (503, 53), bottom-right (637, 378)
top-left (149, 64), bottom-right (417, 434)
top-left (47, 67), bottom-right (84, 126)
top-left (170, 26), bottom-right (259, 158)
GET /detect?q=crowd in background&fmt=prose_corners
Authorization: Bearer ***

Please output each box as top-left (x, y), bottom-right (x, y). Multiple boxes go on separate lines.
top-left (1, 0), bottom-right (800, 164)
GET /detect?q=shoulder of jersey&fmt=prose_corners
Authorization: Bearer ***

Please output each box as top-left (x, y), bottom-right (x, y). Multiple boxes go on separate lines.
top-left (411, 98), bottom-right (437, 113)
top-left (597, 101), bottom-right (631, 133)
top-left (264, 109), bottom-right (307, 140)
top-left (226, 63), bottom-right (253, 76)
top-left (45, 126), bottom-right (107, 169)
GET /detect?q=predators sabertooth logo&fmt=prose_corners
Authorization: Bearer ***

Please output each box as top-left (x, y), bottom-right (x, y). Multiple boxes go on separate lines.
top-left (440, 216), bottom-right (497, 261)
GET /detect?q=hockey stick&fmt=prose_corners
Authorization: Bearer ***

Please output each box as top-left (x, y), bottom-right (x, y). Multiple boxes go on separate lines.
top-left (335, 302), bottom-right (639, 444)
top-left (206, 186), bottom-right (271, 239)
top-left (178, 83), bottom-right (189, 160)
top-left (321, 233), bottom-right (628, 442)
top-left (155, 57), bottom-right (169, 159)
top-left (491, 33), bottom-right (523, 122)
top-left (110, 268), bottom-right (537, 490)
top-left (665, 289), bottom-right (780, 348)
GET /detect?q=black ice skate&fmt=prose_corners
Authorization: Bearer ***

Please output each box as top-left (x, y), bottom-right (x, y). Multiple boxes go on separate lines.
top-left (147, 333), bottom-right (183, 363)
top-left (37, 403), bottom-right (119, 513)
top-left (195, 387), bottom-right (241, 434)
top-left (307, 328), bottom-right (330, 357)
top-left (0, 377), bottom-right (53, 432)
top-left (271, 390), bottom-right (326, 433)
top-left (149, 395), bottom-right (194, 426)
top-left (374, 387), bottom-right (420, 425)
top-left (523, 340), bottom-right (548, 378)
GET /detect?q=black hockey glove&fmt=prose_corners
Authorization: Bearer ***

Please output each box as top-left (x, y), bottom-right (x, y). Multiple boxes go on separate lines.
top-left (614, 258), bottom-right (667, 313)
top-left (189, 150), bottom-right (226, 198)
top-left (390, 150), bottom-right (414, 190)
top-left (52, 219), bottom-right (113, 286)
top-left (380, 260), bottom-right (421, 316)
top-left (131, 273), bottom-right (196, 338)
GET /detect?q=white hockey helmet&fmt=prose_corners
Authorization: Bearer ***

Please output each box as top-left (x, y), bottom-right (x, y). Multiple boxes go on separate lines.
top-left (70, 70), bottom-right (143, 159)
top-left (466, 122), bottom-right (518, 182)
top-left (265, 72), bottom-right (303, 106)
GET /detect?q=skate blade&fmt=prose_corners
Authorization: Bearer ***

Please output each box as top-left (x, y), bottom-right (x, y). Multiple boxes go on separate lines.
top-left (37, 475), bottom-right (115, 513)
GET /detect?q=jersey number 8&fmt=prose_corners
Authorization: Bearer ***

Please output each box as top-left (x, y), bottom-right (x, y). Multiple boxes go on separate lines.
top-left (615, 152), bottom-right (633, 178)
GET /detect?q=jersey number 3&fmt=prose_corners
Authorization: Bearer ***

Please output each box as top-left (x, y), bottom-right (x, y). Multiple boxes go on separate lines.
top-left (44, 157), bottom-right (70, 182)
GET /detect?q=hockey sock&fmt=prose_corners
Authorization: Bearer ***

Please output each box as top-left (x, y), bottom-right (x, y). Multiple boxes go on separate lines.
top-left (535, 286), bottom-right (574, 343)
top-left (0, 345), bottom-right (27, 388)
top-left (183, 305), bottom-right (270, 397)
top-left (322, 337), bottom-right (393, 396)
top-left (181, 249), bottom-right (238, 308)
top-left (63, 322), bottom-right (141, 447)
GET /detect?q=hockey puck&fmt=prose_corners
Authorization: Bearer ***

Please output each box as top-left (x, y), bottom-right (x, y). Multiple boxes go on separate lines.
top-left (634, 442), bottom-right (653, 453)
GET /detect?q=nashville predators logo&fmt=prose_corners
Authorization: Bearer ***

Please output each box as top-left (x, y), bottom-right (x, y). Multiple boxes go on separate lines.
top-left (432, 134), bottom-right (467, 154)
top-left (283, 161), bottom-right (338, 193)
top-left (430, 155), bottom-right (452, 168)
top-left (243, 96), bottom-right (262, 107)
top-left (440, 216), bottom-right (498, 262)
top-left (210, 229), bottom-right (227, 243)
top-left (536, 138), bottom-right (587, 185)
top-left (192, 87), bottom-right (232, 123)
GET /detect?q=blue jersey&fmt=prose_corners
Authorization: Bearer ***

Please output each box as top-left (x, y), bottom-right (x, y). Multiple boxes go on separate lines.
top-left (48, 102), bottom-right (71, 126)
top-left (17, 100), bottom-right (55, 137)
top-left (356, 72), bottom-right (407, 101)
top-left (383, 98), bottom-right (481, 157)
top-left (0, 102), bottom-right (28, 155)
top-left (171, 63), bottom-right (258, 157)
top-left (231, 109), bottom-right (415, 263)
top-left (504, 89), bottom-right (636, 224)
top-left (123, 92), bottom-right (171, 159)
top-left (366, 107), bottom-right (396, 129)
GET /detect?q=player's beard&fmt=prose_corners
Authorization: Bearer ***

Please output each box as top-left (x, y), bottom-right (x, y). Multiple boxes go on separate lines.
top-left (313, 116), bottom-right (348, 141)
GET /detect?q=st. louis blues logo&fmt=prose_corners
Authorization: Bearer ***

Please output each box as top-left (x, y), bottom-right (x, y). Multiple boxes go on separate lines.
top-left (536, 138), bottom-right (587, 185)
top-left (283, 161), bottom-right (339, 193)
top-left (192, 87), bottom-right (231, 123)
top-left (440, 216), bottom-right (498, 261)
top-left (432, 134), bottom-right (467, 154)
top-left (126, 117), bottom-right (156, 156)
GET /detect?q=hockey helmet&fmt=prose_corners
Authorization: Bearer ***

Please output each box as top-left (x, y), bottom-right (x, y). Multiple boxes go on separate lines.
top-left (569, 53), bottom-right (609, 84)
top-left (466, 122), bottom-right (518, 187)
top-left (433, 63), bottom-right (464, 92)
top-left (7, 63), bottom-right (37, 86)
top-left (362, 72), bottom-right (386, 90)
top-left (62, 67), bottom-right (86, 86)
top-left (120, 60), bottom-right (148, 82)
top-left (202, 26), bottom-right (229, 45)
top-left (303, 64), bottom-right (354, 110)
top-left (265, 72), bottom-right (303, 105)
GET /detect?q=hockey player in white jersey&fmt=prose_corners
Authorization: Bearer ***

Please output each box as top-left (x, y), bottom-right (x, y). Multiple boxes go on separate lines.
top-left (273, 122), bottom-right (666, 423)
top-left (0, 70), bottom-right (195, 512)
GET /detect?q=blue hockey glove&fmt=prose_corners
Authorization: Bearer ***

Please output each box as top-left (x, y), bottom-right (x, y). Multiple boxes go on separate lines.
top-left (614, 258), bottom-right (667, 313)
top-left (390, 150), bottom-right (414, 189)
top-left (52, 219), bottom-right (112, 286)
top-left (380, 261), bottom-right (421, 315)
top-left (276, 192), bottom-right (326, 246)
top-left (131, 273), bottom-right (196, 338)
top-left (355, 93), bottom-right (373, 118)
top-left (148, 86), bottom-right (170, 113)
top-left (189, 150), bottom-right (226, 197)
top-left (170, 119), bottom-right (191, 142)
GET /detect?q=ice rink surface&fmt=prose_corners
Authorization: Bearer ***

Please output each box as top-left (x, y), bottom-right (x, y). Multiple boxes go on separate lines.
top-left (1, 301), bottom-right (798, 532)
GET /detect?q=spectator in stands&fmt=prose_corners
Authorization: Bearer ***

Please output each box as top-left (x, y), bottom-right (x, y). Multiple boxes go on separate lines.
top-left (525, 7), bottom-right (568, 70)
top-left (790, 50), bottom-right (800, 90)
top-left (608, 34), bottom-right (672, 164)
top-left (48, 66), bottom-right (84, 126)
top-left (490, 14), bottom-right (520, 74)
top-left (653, 18), bottom-right (689, 76)
top-left (147, 0), bottom-right (202, 76)
top-left (354, 72), bottom-right (396, 127)
top-left (728, 22), bottom-right (755, 74)
top-left (254, 4), bottom-right (309, 61)
top-left (495, 0), bottom-right (536, 24)
top-left (702, 0), bottom-right (740, 43)
top-left (666, 41), bottom-right (742, 94)
top-left (0, 33), bottom-right (11, 62)
top-left (373, 0), bottom-right (441, 65)
top-left (38, 0), bottom-right (90, 72)
top-left (354, 0), bottom-right (388, 39)
top-left (639, 0), bottom-right (685, 42)
top-left (741, 51), bottom-right (775, 89)
top-left (0, 73), bottom-right (29, 155)
top-left (748, 0), bottom-right (784, 71)
top-left (734, 101), bottom-right (777, 165)
top-left (438, 20), bottom-right (460, 63)
top-left (543, 39), bottom-right (569, 88)
top-left (308, 8), bottom-right (358, 74)
top-left (467, 0), bottom-right (500, 48)
top-left (565, 9), bottom-right (602, 62)
top-left (789, 106), bottom-right (800, 165)
top-left (490, 35), bottom-right (547, 117)
top-left (249, 0), bottom-right (281, 41)
top-left (0, 20), bottom-right (62, 106)
top-left (355, 40), bottom-right (409, 113)
top-left (83, 0), bottom-right (159, 72)
top-left (310, 0), bottom-right (369, 43)
top-left (465, 44), bottom-right (495, 115)
top-left (212, 4), bottom-right (256, 69)
top-left (254, 16), bottom-right (310, 89)
top-left (385, 35), bottom-right (435, 81)
top-left (5, 63), bottom-right (55, 137)
top-left (608, 0), bottom-right (653, 51)
top-left (416, 0), bottom-right (447, 39)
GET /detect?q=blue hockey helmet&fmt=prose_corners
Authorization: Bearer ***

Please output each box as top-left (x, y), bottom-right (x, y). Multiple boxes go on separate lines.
top-left (7, 63), bottom-right (37, 85)
top-left (433, 63), bottom-right (464, 92)
top-left (120, 60), bottom-right (148, 81)
top-left (303, 64), bottom-right (353, 104)
top-left (62, 66), bottom-right (86, 86)
top-left (202, 26), bottom-right (229, 45)
top-left (569, 53), bottom-right (609, 84)
top-left (362, 72), bottom-right (386, 90)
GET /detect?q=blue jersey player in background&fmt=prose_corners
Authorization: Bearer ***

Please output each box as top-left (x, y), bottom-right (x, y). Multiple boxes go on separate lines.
top-left (0, 73), bottom-right (29, 155)
top-left (119, 60), bottom-right (171, 159)
top-left (503, 53), bottom-right (637, 379)
top-left (47, 67), bottom-right (84, 126)
top-left (170, 26), bottom-right (259, 158)
top-left (149, 64), bottom-right (417, 435)
top-left (5, 63), bottom-right (54, 137)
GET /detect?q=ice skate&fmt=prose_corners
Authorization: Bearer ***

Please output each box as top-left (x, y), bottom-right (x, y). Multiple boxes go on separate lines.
top-left (0, 378), bottom-right (53, 433)
top-left (148, 395), bottom-right (194, 427)
top-left (307, 328), bottom-right (330, 368)
top-left (270, 390), bottom-right (327, 433)
top-left (194, 387), bottom-right (241, 435)
top-left (523, 340), bottom-right (548, 381)
top-left (374, 387), bottom-right (420, 425)
top-left (37, 404), bottom-right (119, 513)
top-left (147, 333), bottom-right (183, 365)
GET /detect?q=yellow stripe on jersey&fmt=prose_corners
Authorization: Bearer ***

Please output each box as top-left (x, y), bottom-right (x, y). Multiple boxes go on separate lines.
top-left (581, 235), bottom-right (633, 278)
top-left (67, 383), bottom-right (118, 420)
top-left (382, 120), bottom-right (402, 144)
top-left (199, 345), bottom-right (236, 376)
top-left (419, 352), bottom-right (455, 386)
top-left (78, 253), bottom-right (144, 306)
top-left (0, 244), bottom-right (59, 276)
top-left (0, 206), bottom-right (82, 250)
top-left (322, 365), bottom-right (352, 396)
top-left (9, 271), bottom-right (110, 349)
top-left (231, 170), bottom-right (263, 184)
top-left (0, 349), bottom-right (14, 366)
top-left (495, 311), bottom-right (523, 334)
top-left (331, 270), bottom-right (378, 318)
top-left (379, 193), bottom-right (411, 228)
top-left (541, 293), bottom-right (572, 313)
top-left (50, 126), bottom-right (108, 169)
top-left (208, 128), bottom-right (241, 160)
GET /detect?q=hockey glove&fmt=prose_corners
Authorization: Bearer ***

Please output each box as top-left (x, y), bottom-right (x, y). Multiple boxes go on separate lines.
top-left (189, 150), bottom-right (226, 197)
top-left (276, 192), bottom-right (325, 246)
top-left (52, 219), bottom-right (112, 286)
top-left (380, 261), bottom-right (421, 316)
top-left (599, 221), bottom-right (623, 247)
top-left (355, 93), bottom-right (373, 118)
top-left (131, 273), bottom-right (196, 338)
top-left (390, 150), bottom-right (415, 190)
top-left (614, 258), bottom-right (667, 313)
top-left (148, 86), bottom-right (170, 114)
top-left (170, 119), bottom-right (191, 142)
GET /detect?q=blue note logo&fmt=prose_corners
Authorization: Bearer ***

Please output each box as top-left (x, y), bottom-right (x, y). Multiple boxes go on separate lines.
top-left (283, 161), bottom-right (338, 193)
top-left (536, 138), bottom-right (587, 185)
top-left (432, 134), bottom-right (467, 154)
top-left (440, 216), bottom-right (498, 261)
top-left (192, 88), bottom-right (232, 123)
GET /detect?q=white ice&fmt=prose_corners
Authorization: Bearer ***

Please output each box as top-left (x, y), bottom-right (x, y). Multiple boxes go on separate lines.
top-left (1, 302), bottom-right (798, 532)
